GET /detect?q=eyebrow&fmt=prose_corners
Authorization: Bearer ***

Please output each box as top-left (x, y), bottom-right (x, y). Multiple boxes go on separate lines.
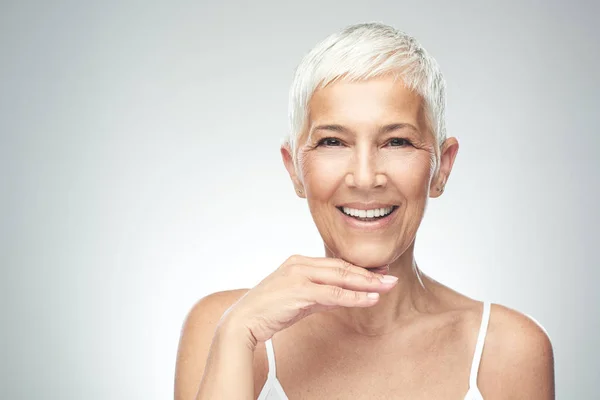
top-left (310, 122), bottom-right (421, 136)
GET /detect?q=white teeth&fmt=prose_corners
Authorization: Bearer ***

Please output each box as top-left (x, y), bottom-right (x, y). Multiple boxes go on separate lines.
top-left (341, 206), bottom-right (394, 219)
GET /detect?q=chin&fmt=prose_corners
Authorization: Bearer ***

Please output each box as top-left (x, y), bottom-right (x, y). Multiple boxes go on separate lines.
top-left (331, 241), bottom-right (400, 269)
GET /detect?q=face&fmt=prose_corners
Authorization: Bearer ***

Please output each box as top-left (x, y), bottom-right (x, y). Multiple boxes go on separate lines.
top-left (282, 75), bottom-right (458, 269)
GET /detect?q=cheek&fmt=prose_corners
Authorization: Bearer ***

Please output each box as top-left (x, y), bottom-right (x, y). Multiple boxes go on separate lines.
top-left (385, 152), bottom-right (433, 195)
top-left (300, 151), bottom-right (348, 199)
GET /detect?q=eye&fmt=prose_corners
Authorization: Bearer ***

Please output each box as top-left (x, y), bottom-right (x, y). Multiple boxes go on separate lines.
top-left (317, 137), bottom-right (343, 147)
top-left (387, 137), bottom-right (412, 147)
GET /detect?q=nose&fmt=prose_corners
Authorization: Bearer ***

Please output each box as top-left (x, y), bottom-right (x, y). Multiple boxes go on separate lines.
top-left (345, 145), bottom-right (387, 189)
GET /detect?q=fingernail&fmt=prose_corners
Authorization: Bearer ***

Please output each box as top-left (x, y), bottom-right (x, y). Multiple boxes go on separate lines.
top-left (379, 275), bottom-right (398, 284)
top-left (367, 292), bottom-right (379, 299)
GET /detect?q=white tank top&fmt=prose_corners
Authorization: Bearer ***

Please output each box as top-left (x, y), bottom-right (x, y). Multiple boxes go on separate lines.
top-left (257, 301), bottom-right (491, 400)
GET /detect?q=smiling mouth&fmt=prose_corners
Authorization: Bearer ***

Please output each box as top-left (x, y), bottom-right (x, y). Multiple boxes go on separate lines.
top-left (336, 205), bottom-right (399, 221)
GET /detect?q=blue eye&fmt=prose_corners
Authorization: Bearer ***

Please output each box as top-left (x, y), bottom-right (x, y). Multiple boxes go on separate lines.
top-left (388, 138), bottom-right (411, 147)
top-left (318, 137), bottom-right (343, 147)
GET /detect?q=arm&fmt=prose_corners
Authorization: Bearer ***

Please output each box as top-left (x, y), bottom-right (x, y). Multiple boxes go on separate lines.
top-left (174, 290), bottom-right (254, 400)
top-left (507, 318), bottom-right (555, 399)
top-left (174, 257), bottom-right (395, 399)
top-left (195, 318), bottom-right (256, 400)
top-left (485, 305), bottom-right (555, 399)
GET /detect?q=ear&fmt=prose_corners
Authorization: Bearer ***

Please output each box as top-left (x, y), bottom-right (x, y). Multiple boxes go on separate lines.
top-left (430, 137), bottom-right (459, 198)
top-left (281, 144), bottom-right (306, 198)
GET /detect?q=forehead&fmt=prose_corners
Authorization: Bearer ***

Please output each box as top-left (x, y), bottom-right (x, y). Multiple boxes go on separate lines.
top-left (308, 75), bottom-right (426, 128)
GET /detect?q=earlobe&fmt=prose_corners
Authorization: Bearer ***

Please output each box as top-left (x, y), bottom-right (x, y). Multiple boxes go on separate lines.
top-left (430, 137), bottom-right (459, 198)
top-left (429, 175), bottom-right (445, 198)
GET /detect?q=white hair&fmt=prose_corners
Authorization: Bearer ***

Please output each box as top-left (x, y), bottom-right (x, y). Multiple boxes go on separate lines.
top-left (285, 22), bottom-right (447, 169)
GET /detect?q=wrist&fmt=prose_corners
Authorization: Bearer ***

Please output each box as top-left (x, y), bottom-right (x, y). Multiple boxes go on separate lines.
top-left (215, 313), bottom-right (258, 352)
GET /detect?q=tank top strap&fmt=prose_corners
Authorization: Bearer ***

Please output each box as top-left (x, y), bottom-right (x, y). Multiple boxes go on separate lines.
top-left (469, 301), bottom-right (491, 388)
top-left (264, 337), bottom-right (278, 378)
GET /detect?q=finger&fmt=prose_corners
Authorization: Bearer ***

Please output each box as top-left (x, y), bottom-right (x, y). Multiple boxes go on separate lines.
top-left (291, 256), bottom-right (387, 280)
top-left (302, 265), bottom-right (397, 292)
top-left (313, 284), bottom-right (380, 308)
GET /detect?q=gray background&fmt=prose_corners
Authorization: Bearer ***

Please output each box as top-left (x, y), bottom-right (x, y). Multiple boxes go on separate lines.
top-left (1, 1), bottom-right (598, 399)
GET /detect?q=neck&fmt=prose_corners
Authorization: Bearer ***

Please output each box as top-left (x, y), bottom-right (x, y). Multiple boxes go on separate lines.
top-left (321, 241), bottom-right (439, 337)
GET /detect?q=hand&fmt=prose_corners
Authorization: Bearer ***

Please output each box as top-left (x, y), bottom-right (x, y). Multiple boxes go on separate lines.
top-left (218, 255), bottom-right (398, 346)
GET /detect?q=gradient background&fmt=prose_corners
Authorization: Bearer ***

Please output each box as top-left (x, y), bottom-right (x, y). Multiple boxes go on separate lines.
top-left (2, 1), bottom-right (598, 399)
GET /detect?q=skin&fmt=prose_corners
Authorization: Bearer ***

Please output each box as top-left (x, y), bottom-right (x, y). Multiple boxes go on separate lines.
top-left (174, 74), bottom-right (555, 399)
top-left (283, 74), bottom-right (456, 335)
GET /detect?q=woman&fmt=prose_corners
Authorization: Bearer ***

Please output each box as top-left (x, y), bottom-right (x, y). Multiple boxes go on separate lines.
top-left (174, 22), bottom-right (555, 399)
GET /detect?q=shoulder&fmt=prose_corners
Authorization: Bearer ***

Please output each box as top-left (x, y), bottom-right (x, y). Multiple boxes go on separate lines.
top-left (174, 289), bottom-right (250, 400)
top-left (177, 289), bottom-right (250, 348)
top-left (487, 303), bottom-right (554, 366)
top-left (183, 289), bottom-right (250, 329)
top-left (480, 303), bottom-right (555, 398)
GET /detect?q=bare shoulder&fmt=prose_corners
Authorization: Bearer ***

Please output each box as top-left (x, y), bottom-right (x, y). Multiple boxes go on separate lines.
top-left (486, 303), bottom-right (554, 367)
top-left (181, 289), bottom-right (250, 332)
top-left (174, 289), bottom-right (250, 400)
top-left (480, 303), bottom-right (555, 399)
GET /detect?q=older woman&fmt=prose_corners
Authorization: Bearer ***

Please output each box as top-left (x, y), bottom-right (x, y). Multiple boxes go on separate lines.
top-left (174, 23), bottom-right (554, 400)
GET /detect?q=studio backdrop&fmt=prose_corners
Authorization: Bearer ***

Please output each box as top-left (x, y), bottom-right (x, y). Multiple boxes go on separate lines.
top-left (2, 1), bottom-right (598, 399)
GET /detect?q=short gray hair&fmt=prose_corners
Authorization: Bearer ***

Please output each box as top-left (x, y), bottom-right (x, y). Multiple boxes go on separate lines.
top-left (286, 22), bottom-right (447, 167)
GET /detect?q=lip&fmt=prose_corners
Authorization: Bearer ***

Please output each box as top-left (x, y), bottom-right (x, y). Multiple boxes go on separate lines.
top-left (337, 202), bottom-right (398, 210)
top-left (336, 205), bottom-right (399, 231)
